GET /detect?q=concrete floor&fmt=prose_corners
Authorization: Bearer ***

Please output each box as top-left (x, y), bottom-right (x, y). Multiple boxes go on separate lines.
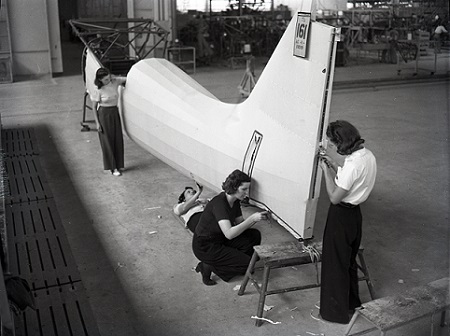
top-left (0, 45), bottom-right (449, 336)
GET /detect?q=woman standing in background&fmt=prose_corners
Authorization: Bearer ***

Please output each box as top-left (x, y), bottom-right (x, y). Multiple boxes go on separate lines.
top-left (91, 68), bottom-right (126, 176)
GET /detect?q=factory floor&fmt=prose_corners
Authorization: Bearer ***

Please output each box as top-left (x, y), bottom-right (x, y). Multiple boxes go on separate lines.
top-left (0, 43), bottom-right (449, 336)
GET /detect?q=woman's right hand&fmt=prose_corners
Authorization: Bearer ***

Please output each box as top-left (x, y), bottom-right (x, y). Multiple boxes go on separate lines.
top-left (251, 211), bottom-right (269, 223)
top-left (319, 154), bottom-right (336, 172)
top-left (97, 123), bottom-right (103, 133)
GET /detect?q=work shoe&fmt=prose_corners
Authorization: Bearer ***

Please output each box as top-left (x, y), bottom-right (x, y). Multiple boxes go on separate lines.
top-left (112, 170), bottom-right (122, 176)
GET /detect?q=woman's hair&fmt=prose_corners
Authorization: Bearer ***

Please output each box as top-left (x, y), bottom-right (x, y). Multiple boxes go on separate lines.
top-left (178, 187), bottom-right (193, 203)
top-left (94, 68), bottom-right (110, 89)
top-left (326, 120), bottom-right (365, 155)
top-left (222, 169), bottom-right (251, 194)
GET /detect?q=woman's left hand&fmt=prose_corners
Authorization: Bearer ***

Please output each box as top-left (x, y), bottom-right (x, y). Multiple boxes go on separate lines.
top-left (319, 157), bottom-right (330, 170)
top-left (195, 182), bottom-right (203, 195)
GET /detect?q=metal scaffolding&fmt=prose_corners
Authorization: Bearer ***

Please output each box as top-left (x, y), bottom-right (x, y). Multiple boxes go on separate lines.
top-left (69, 18), bottom-right (170, 76)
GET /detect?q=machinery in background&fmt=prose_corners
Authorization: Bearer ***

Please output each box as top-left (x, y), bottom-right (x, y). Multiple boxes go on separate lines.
top-left (237, 54), bottom-right (256, 97)
top-left (176, 4), bottom-right (291, 66)
top-left (175, 0), bottom-right (447, 68)
top-left (316, 0), bottom-right (448, 66)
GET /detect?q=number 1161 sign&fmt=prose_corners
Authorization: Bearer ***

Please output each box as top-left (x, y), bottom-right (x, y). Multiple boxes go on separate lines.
top-left (293, 13), bottom-right (311, 58)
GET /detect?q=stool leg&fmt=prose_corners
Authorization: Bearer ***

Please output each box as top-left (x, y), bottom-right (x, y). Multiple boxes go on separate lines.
top-left (344, 310), bottom-right (360, 336)
top-left (358, 250), bottom-right (376, 300)
top-left (238, 251), bottom-right (258, 296)
top-left (314, 262), bottom-right (320, 285)
top-left (255, 265), bottom-right (271, 327)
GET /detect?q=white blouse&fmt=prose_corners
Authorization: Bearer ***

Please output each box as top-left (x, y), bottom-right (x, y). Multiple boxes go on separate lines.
top-left (335, 148), bottom-right (377, 205)
top-left (91, 76), bottom-right (126, 107)
top-left (174, 203), bottom-right (205, 226)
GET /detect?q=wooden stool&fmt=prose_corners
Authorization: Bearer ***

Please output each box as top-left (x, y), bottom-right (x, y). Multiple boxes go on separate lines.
top-left (356, 246), bottom-right (376, 300)
top-left (238, 241), bottom-right (375, 326)
top-left (345, 277), bottom-right (449, 336)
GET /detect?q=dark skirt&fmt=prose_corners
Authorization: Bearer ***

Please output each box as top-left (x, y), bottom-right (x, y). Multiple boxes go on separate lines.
top-left (320, 203), bottom-right (362, 324)
top-left (98, 106), bottom-right (124, 171)
top-left (192, 229), bottom-right (261, 282)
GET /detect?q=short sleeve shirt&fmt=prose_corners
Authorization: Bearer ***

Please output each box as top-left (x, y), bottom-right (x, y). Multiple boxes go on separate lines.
top-left (335, 148), bottom-right (377, 205)
top-left (90, 77), bottom-right (125, 106)
top-left (435, 25), bottom-right (448, 34)
top-left (195, 192), bottom-right (242, 238)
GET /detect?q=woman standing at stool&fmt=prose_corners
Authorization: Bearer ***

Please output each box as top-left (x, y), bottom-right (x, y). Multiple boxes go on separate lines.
top-left (91, 68), bottom-right (126, 176)
top-left (192, 169), bottom-right (268, 286)
top-left (318, 120), bottom-right (377, 324)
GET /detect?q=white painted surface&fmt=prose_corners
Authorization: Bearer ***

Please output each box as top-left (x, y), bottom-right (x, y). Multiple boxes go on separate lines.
top-left (85, 11), bottom-right (337, 239)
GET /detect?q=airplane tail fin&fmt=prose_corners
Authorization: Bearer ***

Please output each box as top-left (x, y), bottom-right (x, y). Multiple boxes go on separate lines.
top-left (245, 16), bottom-right (337, 138)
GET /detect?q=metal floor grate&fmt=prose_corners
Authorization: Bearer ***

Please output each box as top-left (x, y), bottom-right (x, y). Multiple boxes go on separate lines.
top-left (15, 285), bottom-right (99, 336)
top-left (2, 128), bottom-right (100, 336)
top-left (1, 128), bottom-right (38, 157)
top-left (3, 154), bottom-right (53, 204)
top-left (6, 200), bottom-right (82, 289)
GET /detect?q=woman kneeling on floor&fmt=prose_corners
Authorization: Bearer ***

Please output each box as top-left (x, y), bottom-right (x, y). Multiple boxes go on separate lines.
top-left (192, 169), bottom-right (268, 286)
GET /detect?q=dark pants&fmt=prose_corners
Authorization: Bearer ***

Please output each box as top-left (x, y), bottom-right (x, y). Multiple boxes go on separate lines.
top-left (98, 106), bottom-right (124, 171)
top-left (193, 229), bottom-right (261, 282)
top-left (320, 203), bottom-right (362, 324)
top-left (434, 34), bottom-right (444, 52)
top-left (187, 212), bottom-right (202, 233)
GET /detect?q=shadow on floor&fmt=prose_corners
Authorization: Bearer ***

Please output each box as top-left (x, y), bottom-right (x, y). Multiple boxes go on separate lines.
top-left (28, 124), bottom-right (144, 336)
